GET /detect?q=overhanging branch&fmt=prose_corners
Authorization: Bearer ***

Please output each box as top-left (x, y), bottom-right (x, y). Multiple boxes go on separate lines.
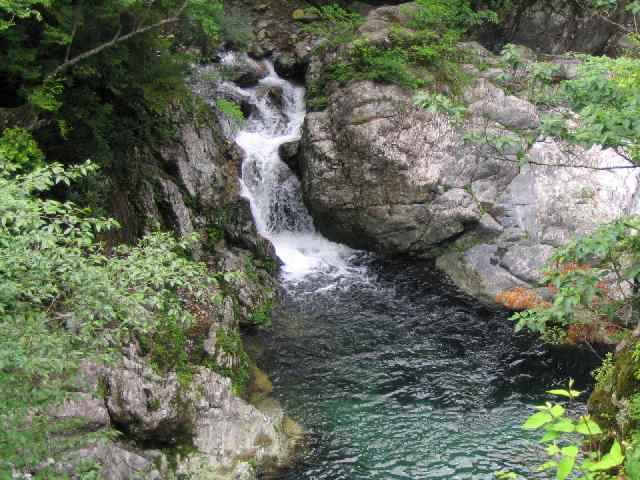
top-left (49, 0), bottom-right (189, 78)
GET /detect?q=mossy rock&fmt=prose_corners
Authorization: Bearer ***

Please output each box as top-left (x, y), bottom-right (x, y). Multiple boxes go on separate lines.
top-left (615, 349), bottom-right (640, 399)
top-left (248, 364), bottom-right (273, 404)
top-left (587, 386), bottom-right (619, 432)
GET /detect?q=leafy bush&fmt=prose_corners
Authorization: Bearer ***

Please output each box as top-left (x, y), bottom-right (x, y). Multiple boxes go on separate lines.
top-left (559, 56), bottom-right (640, 164)
top-left (498, 381), bottom-right (624, 480)
top-left (216, 98), bottom-right (245, 124)
top-left (0, 131), bottom-right (217, 475)
top-left (510, 217), bottom-right (640, 336)
top-left (306, 0), bottom-right (497, 104)
top-left (413, 91), bottom-right (467, 122)
top-left (301, 4), bottom-right (363, 50)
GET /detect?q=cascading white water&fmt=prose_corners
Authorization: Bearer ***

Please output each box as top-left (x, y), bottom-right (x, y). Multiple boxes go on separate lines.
top-left (214, 55), bottom-right (365, 284)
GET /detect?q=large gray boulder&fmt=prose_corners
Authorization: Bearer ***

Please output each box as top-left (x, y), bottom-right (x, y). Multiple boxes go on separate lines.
top-left (299, 79), bottom-right (519, 255)
top-left (299, 17), bottom-right (640, 303)
top-left (437, 142), bottom-right (640, 304)
top-left (501, 0), bottom-right (625, 55)
top-left (105, 349), bottom-right (293, 476)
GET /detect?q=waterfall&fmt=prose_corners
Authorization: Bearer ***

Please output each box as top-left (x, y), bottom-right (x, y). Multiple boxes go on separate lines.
top-left (211, 55), bottom-right (365, 284)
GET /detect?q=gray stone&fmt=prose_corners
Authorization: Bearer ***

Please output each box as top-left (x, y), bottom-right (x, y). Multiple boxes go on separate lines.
top-left (503, 0), bottom-right (622, 54)
top-left (464, 78), bottom-right (539, 130)
top-left (274, 54), bottom-right (306, 80)
top-left (500, 243), bottom-right (555, 284)
top-left (50, 393), bottom-right (110, 431)
top-left (226, 55), bottom-right (269, 87)
top-left (299, 80), bottom-right (517, 255)
top-left (59, 441), bottom-right (161, 480)
top-left (156, 178), bottom-right (194, 237)
top-left (104, 349), bottom-right (292, 475)
top-left (279, 140), bottom-right (300, 174)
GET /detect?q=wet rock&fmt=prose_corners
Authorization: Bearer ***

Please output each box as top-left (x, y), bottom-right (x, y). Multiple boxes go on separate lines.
top-left (222, 199), bottom-right (279, 262)
top-left (225, 55), bottom-right (269, 87)
top-left (279, 140), bottom-right (300, 174)
top-left (256, 85), bottom-right (284, 109)
top-left (274, 54), bottom-right (307, 81)
top-left (216, 247), bottom-right (278, 327)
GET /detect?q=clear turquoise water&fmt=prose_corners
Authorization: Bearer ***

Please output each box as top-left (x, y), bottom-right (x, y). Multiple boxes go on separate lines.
top-left (252, 258), bottom-right (596, 480)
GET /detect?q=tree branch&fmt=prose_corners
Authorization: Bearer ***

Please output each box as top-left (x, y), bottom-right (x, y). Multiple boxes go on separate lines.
top-left (64, 21), bottom-right (78, 63)
top-left (49, 0), bottom-right (189, 78)
top-left (472, 123), bottom-right (639, 172)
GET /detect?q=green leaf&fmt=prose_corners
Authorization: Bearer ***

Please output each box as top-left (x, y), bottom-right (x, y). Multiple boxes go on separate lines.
top-left (523, 411), bottom-right (554, 430)
top-left (575, 417), bottom-right (603, 436)
top-left (549, 419), bottom-right (575, 433)
top-left (549, 404), bottom-right (565, 418)
top-left (561, 445), bottom-right (579, 458)
top-left (556, 455), bottom-right (576, 480)
top-left (547, 389), bottom-right (582, 399)
top-left (536, 460), bottom-right (557, 471)
top-left (587, 440), bottom-right (624, 471)
top-left (540, 431), bottom-right (559, 443)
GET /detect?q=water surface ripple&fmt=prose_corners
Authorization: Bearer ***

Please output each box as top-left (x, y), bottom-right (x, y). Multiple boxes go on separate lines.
top-left (251, 260), bottom-right (596, 480)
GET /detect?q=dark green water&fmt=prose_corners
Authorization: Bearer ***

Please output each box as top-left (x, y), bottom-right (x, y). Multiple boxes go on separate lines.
top-left (251, 258), bottom-right (596, 480)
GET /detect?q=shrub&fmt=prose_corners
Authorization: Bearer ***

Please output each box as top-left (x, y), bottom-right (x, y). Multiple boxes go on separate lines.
top-left (0, 130), bottom-right (217, 476)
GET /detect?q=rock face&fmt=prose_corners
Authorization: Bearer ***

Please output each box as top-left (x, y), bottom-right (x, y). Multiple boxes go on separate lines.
top-left (501, 0), bottom-right (625, 55)
top-left (53, 55), bottom-right (292, 478)
top-left (300, 78), bottom-right (520, 255)
top-left (438, 144), bottom-right (640, 304)
top-left (105, 349), bottom-right (290, 476)
top-left (299, 4), bottom-right (640, 303)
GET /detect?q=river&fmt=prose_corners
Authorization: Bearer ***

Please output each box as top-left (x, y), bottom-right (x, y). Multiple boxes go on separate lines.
top-left (213, 55), bottom-right (596, 480)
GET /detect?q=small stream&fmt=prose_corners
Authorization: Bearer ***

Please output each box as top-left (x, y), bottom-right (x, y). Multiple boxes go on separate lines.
top-left (208, 55), bottom-right (597, 479)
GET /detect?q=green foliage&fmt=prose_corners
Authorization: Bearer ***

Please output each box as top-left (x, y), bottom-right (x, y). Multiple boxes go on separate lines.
top-left (301, 4), bottom-right (363, 49)
top-left (0, 130), bottom-right (218, 476)
top-left (330, 39), bottom-right (427, 89)
top-left (215, 98), bottom-right (244, 124)
top-left (413, 91), bottom-right (467, 122)
top-left (0, 126), bottom-right (45, 172)
top-left (213, 328), bottom-right (250, 396)
top-left (0, 0), bottom-right (229, 170)
top-left (511, 216), bottom-right (640, 335)
top-left (249, 299), bottom-right (273, 329)
top-left (559, 56), bottom-right (640, 163)
top-left (501, 381), bottom-right (624, 479)
top-left (306, 0), bottom-right (496, 104)
top-left (593, 353), bottom-right (616, 392)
